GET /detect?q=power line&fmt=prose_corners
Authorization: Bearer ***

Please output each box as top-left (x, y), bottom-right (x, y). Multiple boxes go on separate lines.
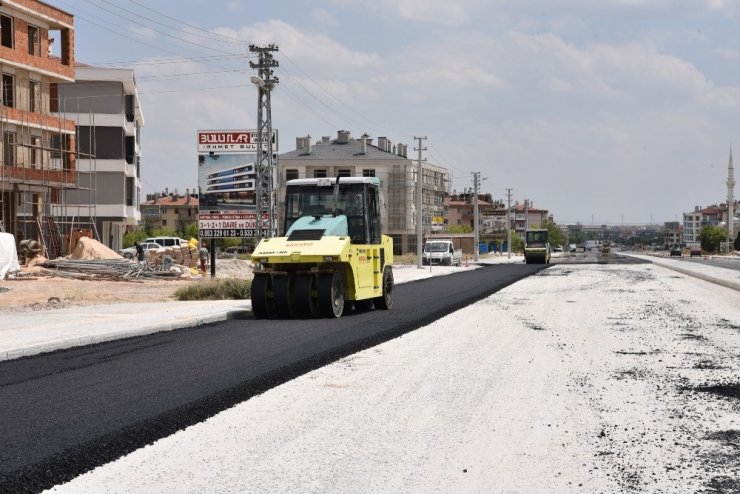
top-left (126, 0), bottom-right (248, 46)
top-left (78, 0), bottom-right (242, 56)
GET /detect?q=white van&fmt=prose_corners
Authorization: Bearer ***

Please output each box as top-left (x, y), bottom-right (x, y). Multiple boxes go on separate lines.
top-left (144, 236), bottom-right (187, 248)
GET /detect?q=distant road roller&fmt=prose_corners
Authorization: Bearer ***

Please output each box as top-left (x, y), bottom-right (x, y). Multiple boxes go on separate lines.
top-left (524, 228), bottom-right (551, 264)
top-left (251, 177), bottom-right (394, 318)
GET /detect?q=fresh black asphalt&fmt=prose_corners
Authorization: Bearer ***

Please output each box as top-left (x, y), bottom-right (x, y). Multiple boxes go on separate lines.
top-left (0, 263), bottom-right (544, 493)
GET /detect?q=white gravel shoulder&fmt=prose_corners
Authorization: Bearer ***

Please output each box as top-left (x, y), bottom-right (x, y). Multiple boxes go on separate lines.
top-left (46, 262), bottom-right (740, 493)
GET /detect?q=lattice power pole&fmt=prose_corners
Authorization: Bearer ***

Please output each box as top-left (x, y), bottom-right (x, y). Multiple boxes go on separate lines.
top-left (249, 44), bottom-right (279, 240)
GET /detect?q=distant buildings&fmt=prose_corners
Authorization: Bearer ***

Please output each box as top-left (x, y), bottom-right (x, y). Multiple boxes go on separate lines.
top-left (278, 130), bottom-right (450, 254)
top-left (141, 189), bottom-right (198, 233)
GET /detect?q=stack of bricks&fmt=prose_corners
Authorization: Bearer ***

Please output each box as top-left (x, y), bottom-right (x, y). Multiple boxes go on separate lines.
top-left (144, 245), bottom-right (199, 269)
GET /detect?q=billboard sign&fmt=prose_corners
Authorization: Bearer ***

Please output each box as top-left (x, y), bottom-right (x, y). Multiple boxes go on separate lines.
top-left (197, 130), bottom-right (278, 153)
top-left (197, 129), bottom-right (278, 238)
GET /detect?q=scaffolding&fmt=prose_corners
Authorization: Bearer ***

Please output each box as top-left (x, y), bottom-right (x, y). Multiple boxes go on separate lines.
top-left (0, 77), bottom-right (98, 258)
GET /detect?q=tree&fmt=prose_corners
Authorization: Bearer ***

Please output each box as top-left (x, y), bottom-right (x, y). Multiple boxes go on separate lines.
top-left (122, 229), bottom-right (147, 248)
top-left (510, 230), bottom-right (524, 253)
top-left (699, 225), bottom-right (725, 253)
top-left (541, 219), bottom-right (565, 248)
top-left (447, 225), bottom-right (473, 234)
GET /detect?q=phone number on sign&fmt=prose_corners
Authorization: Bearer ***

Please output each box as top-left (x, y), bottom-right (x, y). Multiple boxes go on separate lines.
top-left (199, 229), bottom-right (272, 238)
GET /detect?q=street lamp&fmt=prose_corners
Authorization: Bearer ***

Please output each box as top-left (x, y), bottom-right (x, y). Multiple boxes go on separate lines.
top-left (250, 76), bottom-right (265, 88)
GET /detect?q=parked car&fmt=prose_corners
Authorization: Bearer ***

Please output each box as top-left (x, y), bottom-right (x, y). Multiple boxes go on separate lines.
top-left (143, 236), bottom-right (188, 248)
top-left (690, 248), bottom-right (702, 257)
top-left (670, 247), bottom-right (682, 257)
top-left (119, 242), bottom-right (161, 260)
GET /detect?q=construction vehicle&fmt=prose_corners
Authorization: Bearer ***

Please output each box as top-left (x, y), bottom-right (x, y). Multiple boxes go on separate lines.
top-left (600, 241), bottom-right (611, 254)
top-left (250, 177), bottom-right (394, 318)
top-left (524, 228), bottom-right (551, 264)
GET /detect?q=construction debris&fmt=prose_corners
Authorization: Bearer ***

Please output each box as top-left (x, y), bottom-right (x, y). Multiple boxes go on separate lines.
top-left (70, 236), bottom-right (122, 261)
top-left (38, 259), bottom-right (185, 281)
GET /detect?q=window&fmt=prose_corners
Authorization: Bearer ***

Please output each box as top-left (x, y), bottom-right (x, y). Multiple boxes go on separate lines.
top-left (362, 169), bottom-right (375, 177)
top-left (30, 136), bottom-right (40, 167)
top-left (125, 94), bottom-right (134, 123)
top-left (0, 15), bottom-right (13, 49)
top-left (285, 169), bottom-right (298, 181)
top-left (3, 131), bottom-right (16, 166)
top-left (338, 169), bottom-right (351, 177)
top-left (27, 25), bottom-right (39, 56)
top-left (2, 73), bottom-right (14, 108)
top-left (125, 177), bottom-right (134, 206)
top-left (125, 135), bottom-right (135, 164)
top-left (162, 219), bottom-right (167, 226)
top-left (29, 80), bottom-right (39, 112)
top-left (313, 169), bottom-right (327, 178)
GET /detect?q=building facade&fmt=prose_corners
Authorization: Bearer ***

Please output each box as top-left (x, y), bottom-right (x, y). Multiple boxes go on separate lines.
top-left (0, 0), bottom-right (76, 246)
top-left (278, 130), bottom-right (450, 254)
top-left (683, 206), bottom-right (721, 246)
top-left (141, 189), bottom-right (198, 233)
top-left (512, 201), bottom-right (550, 234)
top-left (55, 65), bottom-right (144, 250)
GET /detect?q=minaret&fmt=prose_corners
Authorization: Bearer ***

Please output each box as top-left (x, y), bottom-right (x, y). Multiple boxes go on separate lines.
top-left (728, 148), bottom-right (736, 250)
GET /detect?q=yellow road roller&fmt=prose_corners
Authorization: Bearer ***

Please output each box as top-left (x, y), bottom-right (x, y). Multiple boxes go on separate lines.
top-left (251, 177), bottom-right (394, 318)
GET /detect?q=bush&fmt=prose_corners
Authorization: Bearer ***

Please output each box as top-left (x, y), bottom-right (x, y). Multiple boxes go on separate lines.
top-left (174, 278), bottom-right (251, 301)
top-left (122, 229), bottom-right (148, 248)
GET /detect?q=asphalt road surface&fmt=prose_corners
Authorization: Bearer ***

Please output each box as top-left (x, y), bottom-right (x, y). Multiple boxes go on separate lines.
top-left (682, 256), bottom-right (740, 272)
top-left (0, 263), bottom-right (544, 493)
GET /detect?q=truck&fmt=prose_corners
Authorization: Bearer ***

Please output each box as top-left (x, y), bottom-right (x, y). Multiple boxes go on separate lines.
top-left (524, 228), bottom-right (551, 264)
top-left (422, 239), bottom-right (462, 266)
top-left (250, 177), bottom-right (394, 318)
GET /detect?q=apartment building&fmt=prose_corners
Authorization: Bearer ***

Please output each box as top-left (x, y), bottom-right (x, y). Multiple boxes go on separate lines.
top-left (512, 201), bottom-right (550, 234)
top-left (141, 189), bottom-right (198, 233)
top-left (0, 0), bottom-right (76, 246)
top-left (683, 206), bottom-right (720, 245)
top-left (55, 65), bottom-right (144, 250)
top-left (278, 130), bottom-right (450, 254)
top-left (52, 64), bottom-right (144, 250)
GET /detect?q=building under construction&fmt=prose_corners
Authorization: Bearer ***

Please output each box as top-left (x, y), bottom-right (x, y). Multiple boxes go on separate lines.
top-left (0, 1), bottom-right (143, 256)
top-left (0, 0), bottom-right (80, 257)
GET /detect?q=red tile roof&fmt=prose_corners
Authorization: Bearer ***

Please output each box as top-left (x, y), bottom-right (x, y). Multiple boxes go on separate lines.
top-left (142, 196), bottom-right (198, 206)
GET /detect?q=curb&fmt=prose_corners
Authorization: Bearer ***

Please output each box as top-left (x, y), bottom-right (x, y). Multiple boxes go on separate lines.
top-left (0, 308), bottom-right (251, 362)
top-left (647, 259), bottom-right (740, 293)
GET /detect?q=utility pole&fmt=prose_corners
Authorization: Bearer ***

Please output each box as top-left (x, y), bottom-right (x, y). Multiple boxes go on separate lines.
top-left (472, 172), bottom-right (485, 262)
top-left (249, 43), bottom-right (279, 242)
top-left (414, 136), bottom-right (427, 269)
top-left (728, 147), bottom-right (735, 252)
top-left (505, 188), bottom-right (513, 259)
top-left (525, 199), bottom-right (529, 231)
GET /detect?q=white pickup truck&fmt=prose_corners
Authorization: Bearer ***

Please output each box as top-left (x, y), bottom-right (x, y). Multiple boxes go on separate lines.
top-left (422, 239), bottom-right (462, 266)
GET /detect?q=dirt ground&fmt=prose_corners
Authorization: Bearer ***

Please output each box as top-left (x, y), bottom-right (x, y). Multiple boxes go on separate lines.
top-left (0, 258), bottom-right (254, 312)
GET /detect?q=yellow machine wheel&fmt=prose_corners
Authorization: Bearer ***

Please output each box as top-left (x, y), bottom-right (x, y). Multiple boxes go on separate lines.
top-left (318, 270), bottom-right (345, 318)
top-left (272, 273), bottom-right (295, 319)
top-left (374, 266), bottom-right (394, 310)
top-left (293, 274), bottom-right (319, 318)
top-left (251, 274), bottom-right (274, 319)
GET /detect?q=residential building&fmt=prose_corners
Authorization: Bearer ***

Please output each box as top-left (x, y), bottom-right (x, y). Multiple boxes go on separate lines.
top-left (55, 65), bottom-right (144, 250)
top-left (278, 130), bottom-right (451, 254)
top-left (141, 189), bottom-right (198, 233)
top-left (0, 0), bottom-right (76, 246)
top-left (663, 221), bottom-right (682, 247)
top-left (683, 206), bottom-right (721, 246)
top-left (512, 201), bottom-right (549, 234)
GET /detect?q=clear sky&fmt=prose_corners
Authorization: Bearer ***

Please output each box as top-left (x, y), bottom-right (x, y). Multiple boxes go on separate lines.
top-left (53, 0), bottom-right (740, 225)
